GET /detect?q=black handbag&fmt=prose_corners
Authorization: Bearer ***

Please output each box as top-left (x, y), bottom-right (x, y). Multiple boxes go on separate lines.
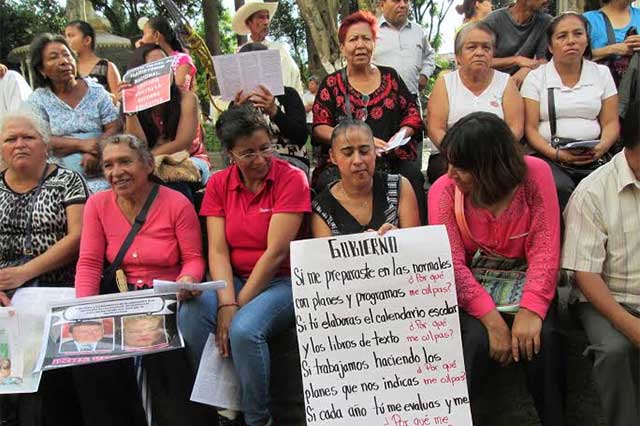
top-left (547, 88), bottom-right (611, 181)
top-left (99, 184), bottom-right (159, 294)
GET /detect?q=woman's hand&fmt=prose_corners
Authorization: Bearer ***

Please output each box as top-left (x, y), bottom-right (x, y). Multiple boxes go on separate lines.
top-left (374, 137), bottom-right (388, 155)
top-left (556, 148), bottom-right (595, 165)
top-left (81, 153), bottom-right (101, 175)
top-left (0, 266), bottom-right (30, 291)
top-left (177, 275), bottom-right (201, 301)
top-left (117, 81), bottom-right (133, 93)
top-left (511, 308), bottom-right (543, 362)
top-left (624, 34), bottom-right (640, 53)
top-left (370, 223), bottom-right (397, 235)
top-left (516, 56), bottom-right (543, 69)
top-left (0, 64), bottom-right (7, 78)
top-left (481, 310), bottom-right (513, 366)
top-left (216, 305), bottom-right (239, 358)
top-left (250, 85), bottom-right (277, 117)
top-left (0, 292), bottom-right (11, 307)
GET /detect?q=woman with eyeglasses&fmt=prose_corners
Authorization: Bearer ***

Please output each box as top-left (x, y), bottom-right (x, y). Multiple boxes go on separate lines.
top-left (179, 104), bottom-right (310, 426)
top-left (312, 10), bottom-right (425, 222)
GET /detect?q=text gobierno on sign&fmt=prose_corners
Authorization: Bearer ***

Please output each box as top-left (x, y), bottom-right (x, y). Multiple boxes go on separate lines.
top-left (290, 226), bottom-right (472, 426)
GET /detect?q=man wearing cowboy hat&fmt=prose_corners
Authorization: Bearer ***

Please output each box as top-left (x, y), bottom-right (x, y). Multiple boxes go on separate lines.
top-left (232, 0), bottom-right (304, 96)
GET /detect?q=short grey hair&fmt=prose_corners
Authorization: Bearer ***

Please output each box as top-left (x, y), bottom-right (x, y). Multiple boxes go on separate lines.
top-left (99, 134), bottom-right (154, 169)
top-left (454, 22), bottom-right (496, 56)
top-left (0, 108), bottom-right (51, 145)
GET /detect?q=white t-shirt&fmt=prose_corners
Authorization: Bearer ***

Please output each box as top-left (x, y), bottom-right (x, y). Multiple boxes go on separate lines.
top-left (444, 69), bottom-right (509, 128)
top-left (302, 91), bottom-right (316, 123)
top-left (521, 59), bottom-right (617, 143)
top-left (0, 70), bottom-right (32, 119)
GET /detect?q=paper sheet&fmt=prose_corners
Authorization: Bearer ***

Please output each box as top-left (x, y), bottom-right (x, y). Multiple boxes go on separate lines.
top-left (153, 280), bottom-right (227, 294)
top-left (212, 50), bottom-right (284, 101)
top-left (190, 334), bottom-right (242, 410)
top-left (0, 287), bottom-right (75, 393)
top-left (384, 128), bottom-right (411, 152)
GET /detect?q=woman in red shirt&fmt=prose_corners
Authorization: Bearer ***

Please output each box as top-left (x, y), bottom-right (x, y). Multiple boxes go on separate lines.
top-left (180, 104), bottom-right (311, 426)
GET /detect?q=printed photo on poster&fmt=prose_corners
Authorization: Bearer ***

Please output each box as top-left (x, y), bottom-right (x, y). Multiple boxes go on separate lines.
top-left (36, 290), bottom-right (183, 371)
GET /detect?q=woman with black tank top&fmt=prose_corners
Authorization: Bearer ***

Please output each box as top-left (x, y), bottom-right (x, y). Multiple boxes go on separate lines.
top-left (65, 20), bottom-right (121, 102)
top-left (311, 119), bottom-right (420, 236)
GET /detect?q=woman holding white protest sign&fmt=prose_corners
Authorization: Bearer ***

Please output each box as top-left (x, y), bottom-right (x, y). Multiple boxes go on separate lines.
top-left (311, 119), bottom-right (420, 236)
top-left (428, 112), bottom-right (565, 425)
top-left (72, 134), bottom-right (207, 426)
top-left (179, 103), bottom-right (310, 426)
top-left (26, 33), bottom-right (120, 193)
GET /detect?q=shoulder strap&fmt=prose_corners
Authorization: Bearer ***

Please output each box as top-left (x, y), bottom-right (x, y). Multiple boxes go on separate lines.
top-left (453, 187), bottom-right (477, 250)
top-left (600, 11), bottom-right (617, 47)
top-left (23, 165), bottom-right (50, 256)
top-left (547, 87), bottom-right (557, 138)
top-left (104, 184), bottom-right (159, 275)
top-left (341, 68), bottom-right (353, 119)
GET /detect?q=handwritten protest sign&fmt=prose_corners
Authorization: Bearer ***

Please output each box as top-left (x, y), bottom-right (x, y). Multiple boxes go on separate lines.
top-left (122, 56), bottom-right (174, 113)
top-left (35, 290), bottom-right (182, 371)
top-left (290, 226), bottom-right (472, 426)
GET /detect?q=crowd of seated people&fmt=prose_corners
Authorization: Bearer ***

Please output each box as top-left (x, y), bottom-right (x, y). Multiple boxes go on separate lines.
top-left (1, 4), bottom-right (639, 426)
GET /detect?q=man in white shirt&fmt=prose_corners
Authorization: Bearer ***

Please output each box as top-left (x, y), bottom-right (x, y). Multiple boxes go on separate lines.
top-left (232, 0), bottom-right (304, 96)
top-left (373, 0), bottom-right (435, 97)
top-left (0, 64), bottom-right (32, 120)
top-left (562, 101), bottom-right (640, 426)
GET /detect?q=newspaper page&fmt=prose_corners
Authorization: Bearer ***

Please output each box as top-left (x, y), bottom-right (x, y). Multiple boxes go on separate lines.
top-left (0, 287), bottom-right (75, 394)
top-left (212, 50), bottom-right (284, 101)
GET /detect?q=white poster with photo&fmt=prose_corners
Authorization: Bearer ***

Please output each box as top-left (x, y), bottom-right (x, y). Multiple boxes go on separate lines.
top-left (290, 226), bottom-right (473, 426)
top-left (35, 290), bottom-right (183, 371)
top-left (0, 287), bottom-right (75, 394)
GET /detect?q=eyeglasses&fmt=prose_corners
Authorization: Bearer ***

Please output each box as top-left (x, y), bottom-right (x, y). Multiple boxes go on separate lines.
top-left (230, 146), bottom-right (274, 161)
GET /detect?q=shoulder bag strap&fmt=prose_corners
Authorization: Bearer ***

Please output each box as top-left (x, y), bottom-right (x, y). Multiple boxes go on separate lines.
top-left (600, 11), bottom-right (617, 47)
top-left (23, 165), bottom-right (50, 256)
top-left (453, 187), bottom-right (479, 250)
top-left (547, 87), bottom-right (557, 139)
top-left (104, 184), bottom-right (159, 275)
top-left (341, 68), bottom-right (353, 119)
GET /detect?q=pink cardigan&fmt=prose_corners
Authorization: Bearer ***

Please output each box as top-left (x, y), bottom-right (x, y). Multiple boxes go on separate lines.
top-left (75, 185), bottom-right (205, 297)
top-left (428, 156), bottom-right (560, 319)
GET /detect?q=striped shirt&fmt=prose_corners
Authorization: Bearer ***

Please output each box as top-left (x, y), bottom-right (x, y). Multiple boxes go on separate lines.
top-left (562, 150), bottom-right (640, 312)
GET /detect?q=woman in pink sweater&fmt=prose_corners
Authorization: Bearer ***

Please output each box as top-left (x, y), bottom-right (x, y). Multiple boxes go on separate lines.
top-left (428, 112), bottom-right (565, 425)
top-left (73, 134), bottom-right (205, 426)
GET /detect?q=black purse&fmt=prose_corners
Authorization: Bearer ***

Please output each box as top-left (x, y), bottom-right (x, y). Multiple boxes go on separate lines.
top-left (547, 88), bottom-right (611, 181)
top-left (99, 184), bottom-right (159, 294)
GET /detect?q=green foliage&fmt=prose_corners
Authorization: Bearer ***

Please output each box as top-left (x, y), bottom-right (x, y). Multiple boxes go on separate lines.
top-left (193, 7), bottom-right (237, 115)
top-left (269, 0), bottom-right (308, 80)
top-left (0, 0), bottom-right (65, 64)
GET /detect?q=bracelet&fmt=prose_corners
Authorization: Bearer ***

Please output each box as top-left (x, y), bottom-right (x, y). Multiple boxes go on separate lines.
top-left (125, 111), bottom-right (137, 117)
top-left (217, 302), bottom-right (239, 311)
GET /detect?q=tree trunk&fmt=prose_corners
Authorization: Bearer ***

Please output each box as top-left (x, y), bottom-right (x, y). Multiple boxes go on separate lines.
top-left (234, 0), bottom-right (247, 46)
top-left (305, 25), bottom-right (325, 78)
top-left (203, 0), bottom-right (221, 55)
top-left (296, 0), bottom-right (344, 74)
top-left (557, 0), bottom-right (586, 12)
top-left (357, 0), bottom-right (377, 12)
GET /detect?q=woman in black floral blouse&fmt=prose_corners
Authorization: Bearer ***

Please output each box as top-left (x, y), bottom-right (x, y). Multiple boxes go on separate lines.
top-left (312, 10), bottom-right (425, 222)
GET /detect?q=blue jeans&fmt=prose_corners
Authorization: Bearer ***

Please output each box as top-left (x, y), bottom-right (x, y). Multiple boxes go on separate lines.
top-left (179, 276), bottom-right (294, 426)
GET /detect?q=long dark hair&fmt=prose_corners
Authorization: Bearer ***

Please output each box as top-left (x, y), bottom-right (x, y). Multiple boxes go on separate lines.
top-left (126, 44), bottom-right (182, 147)
top-left (441, 112), bottom-right (526, 206)
top-left (66, 20), bottom-right (96, 51)
top-left (456, 0), bottom-right (478, 20)
top-left (147, 16), bottom-right (184, 53)
top-left (29, 33), bottom-right (79, 89)
top-left (546, 12), bottom-right (593, 60)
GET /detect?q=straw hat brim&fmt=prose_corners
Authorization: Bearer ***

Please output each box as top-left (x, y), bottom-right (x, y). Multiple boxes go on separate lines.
top-left (231, 2), bottom-right (279, 36)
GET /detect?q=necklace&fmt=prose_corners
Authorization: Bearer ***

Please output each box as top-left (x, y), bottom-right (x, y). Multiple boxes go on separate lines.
top-left (338, 181), bottom-right (370, 209)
